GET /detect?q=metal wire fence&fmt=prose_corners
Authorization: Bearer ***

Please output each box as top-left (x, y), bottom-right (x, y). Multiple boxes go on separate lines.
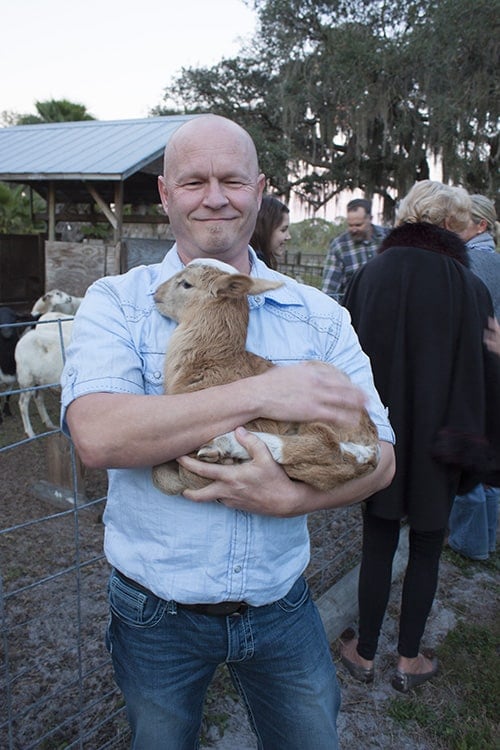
top-left (0, 273), bottom-right (361, 748)
top-left (277, 251), bottom-right (327, 289)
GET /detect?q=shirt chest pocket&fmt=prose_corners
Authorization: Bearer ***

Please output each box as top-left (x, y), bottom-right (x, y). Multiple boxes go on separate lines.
top-left (141, 351), bottom-right (166, 395)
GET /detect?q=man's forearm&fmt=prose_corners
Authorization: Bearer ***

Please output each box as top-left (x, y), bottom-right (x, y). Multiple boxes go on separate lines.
top-left (66, 384), bottom-right (261, 469)
top-left (66, 361), bottom-right (372, 469)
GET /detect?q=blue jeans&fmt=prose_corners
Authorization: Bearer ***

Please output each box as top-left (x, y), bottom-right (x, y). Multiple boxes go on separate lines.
top-left (106, 571), bottom-right (340, 750)
top-left (448, 484), bottom-right (499, 560)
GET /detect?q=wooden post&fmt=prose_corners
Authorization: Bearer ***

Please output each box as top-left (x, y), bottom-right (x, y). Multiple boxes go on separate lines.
top-left (32, 433), bottom-right (86, 507)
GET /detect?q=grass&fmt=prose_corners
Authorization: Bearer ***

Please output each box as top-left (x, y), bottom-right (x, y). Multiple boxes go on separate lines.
top-left (388, 552), bottom-right (500, 750)
top-left (443, 544), bottom-right (500, 577)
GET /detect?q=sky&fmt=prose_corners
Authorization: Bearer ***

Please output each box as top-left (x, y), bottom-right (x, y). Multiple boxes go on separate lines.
top-left (0, 0), bottom-right (257, 122)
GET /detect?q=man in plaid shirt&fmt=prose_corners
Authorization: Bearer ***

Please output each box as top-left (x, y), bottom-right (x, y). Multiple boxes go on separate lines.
top-left (321, 199), bottom-right (389, 302)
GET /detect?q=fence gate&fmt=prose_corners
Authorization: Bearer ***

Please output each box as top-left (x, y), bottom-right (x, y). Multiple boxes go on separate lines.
top-left (0, 307), bottom-right (361, 749)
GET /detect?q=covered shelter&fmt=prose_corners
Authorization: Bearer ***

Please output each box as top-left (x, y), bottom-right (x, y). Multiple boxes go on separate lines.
top-left (0, 115), bottom-right (196, 303)
top-left (0, 115), bottom-right (196, 242)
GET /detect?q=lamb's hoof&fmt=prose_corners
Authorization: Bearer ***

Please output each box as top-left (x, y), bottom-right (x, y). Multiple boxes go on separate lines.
top-left (340, 441), bottom-right (380, 465)
top-left (197, 444), bottom-right (223, 462)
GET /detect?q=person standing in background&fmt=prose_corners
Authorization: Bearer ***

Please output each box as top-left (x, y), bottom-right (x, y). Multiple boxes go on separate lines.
top-left (321, 198), bottom-right (389, 302)
top-left (448, 194), bottom-right (500, 561)
top-left (250, 194), bottom-right (291, 269)
top-left (461, 194), bottom-right (498, 253)
top-left (461, 194), bottom-right (500, 313)
top-left (341, 180), bottom-right (500, 693)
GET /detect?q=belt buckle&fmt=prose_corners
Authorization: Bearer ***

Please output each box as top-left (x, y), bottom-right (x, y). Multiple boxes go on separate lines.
top-left (204, 601), bottom-right (248, 616)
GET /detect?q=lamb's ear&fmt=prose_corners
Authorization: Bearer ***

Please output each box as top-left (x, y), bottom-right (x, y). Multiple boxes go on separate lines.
top-left (214, 275), bottom-right (283, 298)
top-left (214, 274), bottom-right (254, 298)
top-left (249, 278), bottom-right (283, 295)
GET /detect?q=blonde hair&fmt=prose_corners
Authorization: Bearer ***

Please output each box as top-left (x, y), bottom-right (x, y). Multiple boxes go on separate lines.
top-left (470, 194), bottom-right (498, 243)
top-left (396, 180), bottom-right (471, 234)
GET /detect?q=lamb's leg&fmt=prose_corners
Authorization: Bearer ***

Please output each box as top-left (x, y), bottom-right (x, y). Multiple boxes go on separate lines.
top-left (3, 394), bottom-right (12, 417)
top-left (33, 390), bottom-right (57, 430)
top-left (198, 431), bottom-right (289, 463)
top-left (19, 391), bottom-right (35, 438)
top-left (198, 430), bottom-right (380, 466)
top-left (152, 459), bottom-right (214, 495)
top-left (152, 461), bottom-right (186, 495)
top-left (339, 441), bottom-right (381, 464)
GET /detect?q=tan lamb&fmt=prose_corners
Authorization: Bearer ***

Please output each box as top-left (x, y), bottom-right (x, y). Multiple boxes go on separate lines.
top-left (152, 259), bottom-right (380, 495)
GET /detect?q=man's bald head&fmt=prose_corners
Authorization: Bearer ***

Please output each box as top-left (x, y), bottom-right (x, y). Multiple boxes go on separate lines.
top-left (163, 115), bottom-right (260, 179)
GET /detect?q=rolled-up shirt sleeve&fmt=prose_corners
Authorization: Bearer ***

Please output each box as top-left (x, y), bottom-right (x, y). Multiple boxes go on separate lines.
top-left (61, 279), bottom-right (149, 435)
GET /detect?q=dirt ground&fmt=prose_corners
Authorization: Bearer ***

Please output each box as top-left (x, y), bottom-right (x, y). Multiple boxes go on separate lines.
top-left (211, 553), bottom-right (498, 750)
top-left (1, 393), bottom-right (498, 749)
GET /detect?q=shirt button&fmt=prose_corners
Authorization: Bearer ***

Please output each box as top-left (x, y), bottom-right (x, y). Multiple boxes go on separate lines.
top-left (233, 565), bottom-right (242, 573)
top-left (153, 371), bottom-right (162, 379)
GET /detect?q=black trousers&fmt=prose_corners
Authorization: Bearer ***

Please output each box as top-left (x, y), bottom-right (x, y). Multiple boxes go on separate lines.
top-left (356, 513), bottom-right (445, 660)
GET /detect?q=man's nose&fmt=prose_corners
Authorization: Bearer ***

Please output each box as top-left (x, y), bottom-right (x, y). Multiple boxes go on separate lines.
top-left (203, 179), bottom-right (229, 207)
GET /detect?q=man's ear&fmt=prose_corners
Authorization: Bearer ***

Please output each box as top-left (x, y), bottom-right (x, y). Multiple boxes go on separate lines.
top-left (158, 176), bottom-right (168, 215)
top-left (256, 173), bottom-right (266, 205)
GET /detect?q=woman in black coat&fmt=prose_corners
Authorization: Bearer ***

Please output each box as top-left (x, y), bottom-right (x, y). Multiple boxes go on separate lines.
top-left (341, 180), bottom-right (500, 692)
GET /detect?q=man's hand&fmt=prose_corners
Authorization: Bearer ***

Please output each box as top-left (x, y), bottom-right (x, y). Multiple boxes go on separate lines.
top-left (178, 426), bottom-right (395, 517)
top-left (179, 427), bottom-right (298, 515)
top-left (255, 361), bottom-right (367, 428)
top-left (484, 317), bottom-right (500, 357)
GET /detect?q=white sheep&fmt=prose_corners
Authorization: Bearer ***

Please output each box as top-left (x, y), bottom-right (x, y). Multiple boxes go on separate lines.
top-left (31, 289), bottom-right (83, 316)
top-left (15, 312), bottom-right (73, 438)
top-left (152, 259), bottom-right (380, 495)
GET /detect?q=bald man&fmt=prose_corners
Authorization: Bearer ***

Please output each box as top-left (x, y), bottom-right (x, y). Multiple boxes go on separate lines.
top-left (62, 115), bottom-right (394, 749)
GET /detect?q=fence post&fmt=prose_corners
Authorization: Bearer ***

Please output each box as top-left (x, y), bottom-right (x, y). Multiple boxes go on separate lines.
top-left (32, 432), bottom-right (86, 506)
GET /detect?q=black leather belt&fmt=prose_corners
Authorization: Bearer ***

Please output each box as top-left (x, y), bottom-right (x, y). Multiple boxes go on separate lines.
top-left (115, 570), bottom-right (248, 616)
top-left (180, 601), bottom-right (248, 616)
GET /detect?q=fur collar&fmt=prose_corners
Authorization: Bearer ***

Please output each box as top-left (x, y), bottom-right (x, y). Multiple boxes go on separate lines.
top-left (378, 222), bottom-right (469, 267)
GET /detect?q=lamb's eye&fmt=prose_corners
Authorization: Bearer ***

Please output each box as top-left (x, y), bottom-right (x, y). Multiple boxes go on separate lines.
top-left (181, 280), bottom-right (193, 289)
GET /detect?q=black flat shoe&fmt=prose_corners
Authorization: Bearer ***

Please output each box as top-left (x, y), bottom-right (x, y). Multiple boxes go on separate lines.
top-left (341, 653), bottom-right (375, 683)
top-left (391, 657), bottom-right (439, 693)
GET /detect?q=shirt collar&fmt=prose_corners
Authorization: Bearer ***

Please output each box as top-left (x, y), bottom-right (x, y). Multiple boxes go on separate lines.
top-left (148, 244), bottom-right (303, 307)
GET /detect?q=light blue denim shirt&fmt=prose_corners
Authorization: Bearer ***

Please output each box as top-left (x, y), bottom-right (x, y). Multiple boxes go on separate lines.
top-left (61, 246), bottom-right (394, 606)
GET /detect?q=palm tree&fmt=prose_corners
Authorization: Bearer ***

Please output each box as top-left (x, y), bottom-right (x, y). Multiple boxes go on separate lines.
top-left (16, 99), bottom-right (95, 124)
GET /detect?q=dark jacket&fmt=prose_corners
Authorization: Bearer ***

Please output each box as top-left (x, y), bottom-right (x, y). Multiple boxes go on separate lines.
top-left (344, 222), bottom-right (500, 530)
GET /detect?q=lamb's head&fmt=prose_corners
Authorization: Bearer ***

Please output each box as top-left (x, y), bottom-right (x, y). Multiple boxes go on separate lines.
top-left (154, 259), bottom-right (283, 323)
top-left (31, 289), bottom-right (73, 315)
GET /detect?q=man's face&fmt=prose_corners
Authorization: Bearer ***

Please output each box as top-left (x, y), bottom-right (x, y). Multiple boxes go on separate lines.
top-left (158, 122), bottom-right (265, 268)
top-left (347, 208), bottom-right (372, 241)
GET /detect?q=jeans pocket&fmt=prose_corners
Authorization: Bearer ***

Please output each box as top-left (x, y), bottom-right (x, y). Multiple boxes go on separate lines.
top-left (108, 570), bottom-right (166, 627)
top-left (276, 575), bottom-right (310, 613)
